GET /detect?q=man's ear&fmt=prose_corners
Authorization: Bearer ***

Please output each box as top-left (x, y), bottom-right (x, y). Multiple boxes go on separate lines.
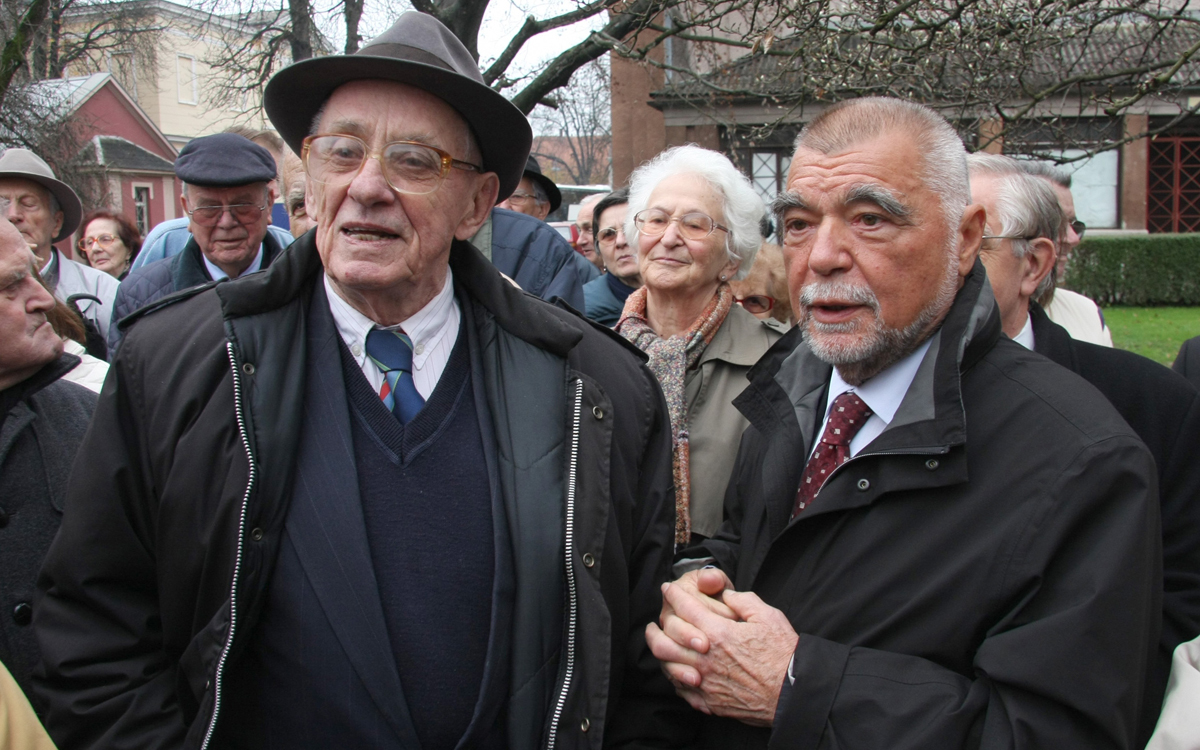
top-left (957, 203), bottom-right (986, 277)
top-left (455, 172), bottom-right (500, 241)
top-left (51, 211), bottom-right (63, 242)
top-left (1019, 237), bottom-right (1057, 299)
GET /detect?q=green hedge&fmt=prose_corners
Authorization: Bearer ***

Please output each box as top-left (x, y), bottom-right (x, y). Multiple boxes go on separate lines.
top-left (1065, 233), bottom-right (1200, 306)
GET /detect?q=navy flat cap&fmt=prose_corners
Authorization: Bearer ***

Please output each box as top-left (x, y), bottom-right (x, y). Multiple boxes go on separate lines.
top-left (175, 133), bottom-right (278, 187)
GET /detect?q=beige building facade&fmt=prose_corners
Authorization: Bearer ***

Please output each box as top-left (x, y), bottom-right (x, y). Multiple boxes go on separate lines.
top-left (64, 0), bottom-right (276, 151)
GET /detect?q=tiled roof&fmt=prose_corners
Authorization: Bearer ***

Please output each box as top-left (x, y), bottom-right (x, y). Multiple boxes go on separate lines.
top-left (77, 135), bottom-right (174, 172)
top-left (651, 21), bottom-right (1200, 107)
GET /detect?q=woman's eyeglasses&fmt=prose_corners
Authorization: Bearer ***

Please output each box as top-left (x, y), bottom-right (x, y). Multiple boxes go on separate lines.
top-left (79, 234), bottom-right (118, 250)
top-left (634, 209), bottom-right (728, 240)
top-left (736, 295), bottom-right (775, 314)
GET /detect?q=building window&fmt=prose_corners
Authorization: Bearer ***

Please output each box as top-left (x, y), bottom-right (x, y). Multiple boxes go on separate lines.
top-left (750, 150), bottom-right (789, 205)
top-left (134, 186), bottom-right (151, 235)
top-left (107, 51), bottom-right (137, 102)
top-left (1148, 137), bottom-right (1200, 233)
top-left (177, 55), bottom-right (198, 104)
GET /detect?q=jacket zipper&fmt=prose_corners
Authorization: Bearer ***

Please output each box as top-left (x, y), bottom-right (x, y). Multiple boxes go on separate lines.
top-left (199, 343), bottom-right (257, 750)
top-left (546, 378), bottom-right (583, 750)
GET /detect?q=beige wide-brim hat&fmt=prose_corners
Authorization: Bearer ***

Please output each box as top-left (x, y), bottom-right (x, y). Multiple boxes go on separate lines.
top-left (263, 11), bottom-right (532, 201)
top-left (0, 148), bottom-right (83, 242)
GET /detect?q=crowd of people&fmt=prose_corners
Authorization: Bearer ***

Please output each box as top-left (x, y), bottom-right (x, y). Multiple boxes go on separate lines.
top-left (2, 10), bottom-right (1200, 750)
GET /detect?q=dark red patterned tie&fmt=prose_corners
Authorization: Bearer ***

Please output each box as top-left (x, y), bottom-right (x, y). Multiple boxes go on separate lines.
top-left (793, 391), bottom-right (873, 518)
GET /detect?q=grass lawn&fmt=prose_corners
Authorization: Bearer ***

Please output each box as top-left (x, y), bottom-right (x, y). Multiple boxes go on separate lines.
top-left (1103, 307), bottom-right (1200, 366)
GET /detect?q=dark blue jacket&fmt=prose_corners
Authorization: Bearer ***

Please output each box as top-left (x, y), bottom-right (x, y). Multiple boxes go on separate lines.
top-left (108, 232), bottom-right (287, 354)
top-left (486, 208), bottom-right (595, 310)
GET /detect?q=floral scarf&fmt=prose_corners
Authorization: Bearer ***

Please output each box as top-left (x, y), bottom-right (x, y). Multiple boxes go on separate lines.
top-left (616, 284), bottom-right (734, 545)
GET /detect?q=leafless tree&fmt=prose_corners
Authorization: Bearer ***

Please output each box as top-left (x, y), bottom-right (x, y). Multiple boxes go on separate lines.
top-left (639, 0), bottom-right (1200, 161)
top-left (532, 57), bottom-right (611, 185)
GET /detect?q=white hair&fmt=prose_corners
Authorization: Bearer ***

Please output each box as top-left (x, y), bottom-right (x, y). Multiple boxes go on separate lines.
top-left (968, 152), bottom-right (1065, 300)
top-left (792, 97), bottom-right (970, 230)
top-left (625, 144), bottom-right (766, 281)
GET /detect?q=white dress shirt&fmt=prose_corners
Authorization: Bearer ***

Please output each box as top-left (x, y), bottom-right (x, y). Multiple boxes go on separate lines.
top-left (1012, 314), bottom-right (1036, 351)
top-left (811, 338), bottom-right (934, 459)
top-left (325, 270), bottom-right (460, 401)
top-left (203, 245), bottom-right (265, 282)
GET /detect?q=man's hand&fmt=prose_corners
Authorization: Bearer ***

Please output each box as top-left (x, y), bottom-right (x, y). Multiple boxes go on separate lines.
top-left (647, 582), bottom-right (798, 726)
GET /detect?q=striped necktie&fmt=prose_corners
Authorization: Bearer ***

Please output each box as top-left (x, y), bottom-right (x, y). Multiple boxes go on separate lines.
top-left (365, 327), bottom-right (426, 424)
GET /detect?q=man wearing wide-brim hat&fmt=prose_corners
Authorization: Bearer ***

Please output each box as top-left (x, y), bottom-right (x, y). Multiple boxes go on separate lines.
top-left (499, 154), bottom-right (563, 221)
top-left (0, 148), bottom-right (118, 349)
top-left (36, 11), bottom-right (684, 750)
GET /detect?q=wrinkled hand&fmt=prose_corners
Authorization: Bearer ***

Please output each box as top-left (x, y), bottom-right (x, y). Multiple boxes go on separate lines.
top-left (647, 580), bottom-right (798, 726)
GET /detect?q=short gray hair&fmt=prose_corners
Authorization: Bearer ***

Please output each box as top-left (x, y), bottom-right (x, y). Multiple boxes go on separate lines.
top-left (968, 153), bottom-right (1065, 300)
top-left (1013, 159), bottom-right (1071, 189)
top-left (625, 144), bottom-right (766, 280)
top-left (792, 97), bottom-right (970, 228)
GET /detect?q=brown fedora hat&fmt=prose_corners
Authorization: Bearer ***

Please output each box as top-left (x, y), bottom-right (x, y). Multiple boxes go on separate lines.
top-left (0, 148), bottom-right (83, 242)
top-left (264, 11), bottom-right (532, 200)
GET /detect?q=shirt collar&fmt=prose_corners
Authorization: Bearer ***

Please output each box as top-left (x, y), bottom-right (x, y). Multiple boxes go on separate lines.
top-left (324, 267), bottom-right (456, 370)
top-left (203, 244), bottom-right (264, 282)
top-left (1012, 313), bottom-right (1036, 350)
top-left (825, 337), bottom-right (934, 427)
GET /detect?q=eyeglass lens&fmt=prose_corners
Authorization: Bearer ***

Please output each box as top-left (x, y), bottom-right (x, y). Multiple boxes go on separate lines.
top-left (191, 204), bottom-right (264, 226)
top-left (307, 135), bottom-right (450, 195)
top-left (597, 227), bottom-right (621, 245)
top-left (81, 234), bottom-right (117, 248)
top-left (738, 296), bottom-right (774, 313)
top-left (635, 209), bottom-right (718, 239)
top-left (1071, 220), bottom-right (1086, 239)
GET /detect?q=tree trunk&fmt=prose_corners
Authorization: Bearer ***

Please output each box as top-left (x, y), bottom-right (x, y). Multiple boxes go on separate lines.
top-left (288, 0), bottom-right (314, 61)
top-left (0, 0), bottom-right (52, 105)
top-left (344, 0), bottom-right (364, 53)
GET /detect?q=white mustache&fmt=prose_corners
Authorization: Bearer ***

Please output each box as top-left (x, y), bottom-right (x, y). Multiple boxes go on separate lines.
top-left (799, 281), bottom-right (880, 313)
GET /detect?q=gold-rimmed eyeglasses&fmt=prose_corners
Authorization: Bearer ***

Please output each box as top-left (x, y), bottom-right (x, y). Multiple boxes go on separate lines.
top-left (633, 209), bottom-right (728, 240)
top-left (302, 134), bottom-right (483, 196)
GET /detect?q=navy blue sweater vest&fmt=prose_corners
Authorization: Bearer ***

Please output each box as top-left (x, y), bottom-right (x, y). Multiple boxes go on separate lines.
top-left (342, 326), bottom-right (498, 749)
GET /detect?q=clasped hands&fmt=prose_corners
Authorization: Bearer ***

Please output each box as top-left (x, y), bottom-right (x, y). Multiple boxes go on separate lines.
top-left (645, 568), bottom-right (799, 727)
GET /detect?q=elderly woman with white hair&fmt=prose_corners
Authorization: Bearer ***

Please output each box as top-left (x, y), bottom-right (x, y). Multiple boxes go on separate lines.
top-left (617, 145), bottom-right (782, 546)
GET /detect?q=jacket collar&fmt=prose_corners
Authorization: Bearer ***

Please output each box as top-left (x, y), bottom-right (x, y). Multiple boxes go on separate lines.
top-left (1029, 301), bottom-right (1077, 369)
top-left (736, 258), bottom-right (1002, 456)
top-left (214, 230), bottom-right (584, 358)
top-left (0, 353), bottom-right (79, 430)
top-left (698, 303), bottom-right (779, 369)
top-left (176, 230), bottom-right (287, 290)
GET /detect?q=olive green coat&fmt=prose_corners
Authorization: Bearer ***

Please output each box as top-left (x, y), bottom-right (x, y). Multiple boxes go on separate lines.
top-left (684, 305), bottom-right (785, 538)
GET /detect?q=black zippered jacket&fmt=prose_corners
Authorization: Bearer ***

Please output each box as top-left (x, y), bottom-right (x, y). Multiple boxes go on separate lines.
top-left (34, 232), bottom-right (686, 750)
top-left (687, 262), bottom-right (1162, 749)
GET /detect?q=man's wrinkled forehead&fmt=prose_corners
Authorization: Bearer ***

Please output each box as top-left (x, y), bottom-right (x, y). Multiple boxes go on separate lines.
top-left (316, 80), bottom-right (471, 150)
top-left (0, 177), bottom-right (51, 207)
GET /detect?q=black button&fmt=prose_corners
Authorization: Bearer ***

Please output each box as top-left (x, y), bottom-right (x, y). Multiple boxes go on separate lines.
top-left (925, 459), bottom-right (939, 471)
top-left (592, 406), bottom-right (604, 420)
top-left (242, 362), bottom-right (256, 376)
top-left (856, 478), bottom-right (870, 491)
top-left (250, 527), bottom-right (264, 542)
top-left (582, 553), bottom-right (595, 568)
top-left (0, 508), bottom-right (8, 528)
top-left (12, 602), bottom-right (31, 625)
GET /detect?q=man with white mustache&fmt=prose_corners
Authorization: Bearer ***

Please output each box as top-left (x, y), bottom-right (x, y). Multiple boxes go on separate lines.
top-left (647, 97), bottom-right (1161, 749)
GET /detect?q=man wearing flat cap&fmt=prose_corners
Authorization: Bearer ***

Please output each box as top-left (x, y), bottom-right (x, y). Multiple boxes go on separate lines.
top-left (0, 148), bottom-right (118, 349)
top-left (36, 11), bottom-right (683, 750)
top-left (106, 132), bottom-right (283, 354)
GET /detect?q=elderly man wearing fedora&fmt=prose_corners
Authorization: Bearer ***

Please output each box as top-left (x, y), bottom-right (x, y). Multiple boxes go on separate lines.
top-left (35, 11), bottom-right (683, 750)
top-left (0, 148), bottom-right (118, 351)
